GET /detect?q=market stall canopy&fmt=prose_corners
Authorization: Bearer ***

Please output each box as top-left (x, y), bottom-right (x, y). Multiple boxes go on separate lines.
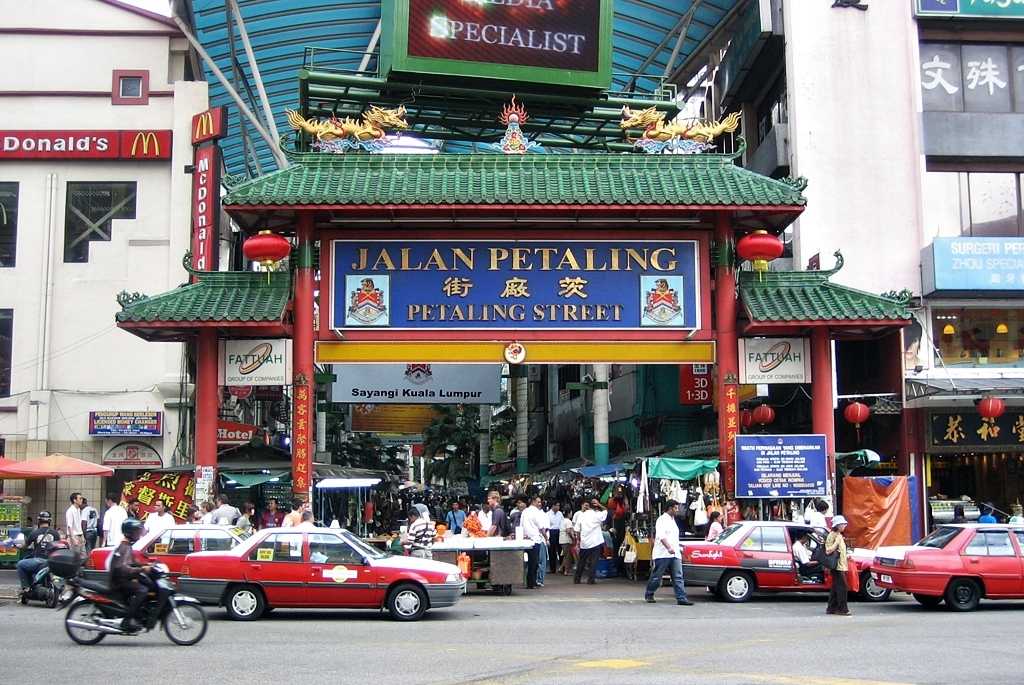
top-left (573, 464), bottom-right (629, 478)
top-left (222, 470), bottom-right (289, 487)
top-left (645, 458), bottom-right (719, 481)
top-left (0, 453), bottom-right (114, 478)
top-left (316, 478), bottom-right (383, 489)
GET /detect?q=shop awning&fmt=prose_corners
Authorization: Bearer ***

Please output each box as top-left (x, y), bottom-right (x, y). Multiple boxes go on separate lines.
top-left (662, 440), bottom-right (719, 460)
top-left (905, 376), bottom-right (1024, 400)
top-left (316, 478), bottom-right (382, 489)
top-left (221, 470), bottom-right (289, 487)
top-left (573, 464), bottom-right (628, 478)
top-left (646, 458), bottom-right (720, 481)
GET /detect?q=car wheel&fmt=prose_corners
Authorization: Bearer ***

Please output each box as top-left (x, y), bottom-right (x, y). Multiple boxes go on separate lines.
top-left (945, 578), bottom-right (981, 612)
top-left (224, 585), bottom-right (266, 621)
top-left (913, 593), bottom-right (944, 609)
top-left (386, 583), bottom-right (428, 621)
top-left (718, 571), bottom-right (754, 603)
top-left (859, 573), bottom-right (892, 602)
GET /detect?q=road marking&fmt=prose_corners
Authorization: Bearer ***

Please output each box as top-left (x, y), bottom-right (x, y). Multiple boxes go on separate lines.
top-left (714, 675), bottom-right (915, 685)
top-left (575, 659), bottom-right (649, 670)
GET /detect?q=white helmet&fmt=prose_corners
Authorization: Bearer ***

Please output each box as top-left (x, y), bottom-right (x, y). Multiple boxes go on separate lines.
top-left (831, 515), bottom-right (848, 528)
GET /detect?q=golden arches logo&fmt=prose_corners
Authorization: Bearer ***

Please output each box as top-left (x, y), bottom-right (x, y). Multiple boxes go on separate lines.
top-left (130, 131), bottom-right (160, 157)
top-left (194, 111), bottom-right (215, 140)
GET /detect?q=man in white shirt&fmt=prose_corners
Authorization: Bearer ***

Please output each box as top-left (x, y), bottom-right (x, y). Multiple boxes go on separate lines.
top-left (65, 492), bottom-right (85, 557)
top-left (477, 501), bottom-right (492, 535)
top-left (573, 499), bottom-right (607, 585)
top-left (143, 500), bottom-right (176, 536)
top-left (211, 494), bottom-right (241, 526)
top-left (101, 494), bottom-right (128, 547)
top-left (644, 499), bottom-right (692, 605)
top-left (521, 496), bottom-right (548, 589)
top-left (547, 502), bottom-right (564, 575)
top-left (793, 532), bottom-right (823, 582)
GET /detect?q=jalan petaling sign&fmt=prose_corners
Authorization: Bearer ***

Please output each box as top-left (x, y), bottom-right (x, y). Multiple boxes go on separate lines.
top-left (327, 239), bottom-right (702, 331)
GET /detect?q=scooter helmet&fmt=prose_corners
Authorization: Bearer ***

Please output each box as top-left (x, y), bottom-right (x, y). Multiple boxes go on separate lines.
top-left (122, 518), bottom-right (144, 541)
top-left (36, 511), bottom-right (52, 523)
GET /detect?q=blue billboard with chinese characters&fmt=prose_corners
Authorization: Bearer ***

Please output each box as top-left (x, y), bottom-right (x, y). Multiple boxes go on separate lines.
top-left (922, 238), bottom-right (1024, 294)
top-left (329, 239), bottom-right (701, 331)
top-left (735, 434), bottom-right (828, 498)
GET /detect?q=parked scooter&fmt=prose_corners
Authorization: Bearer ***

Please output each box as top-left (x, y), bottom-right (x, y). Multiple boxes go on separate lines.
top-left (19, 541), bottom-right (70, 608)
top-left (61, 561), bottom-right (207, 646)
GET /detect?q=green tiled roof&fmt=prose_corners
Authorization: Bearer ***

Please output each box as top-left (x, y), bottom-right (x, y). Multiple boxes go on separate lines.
top-left (740, 260), bottom-right (911, 323)
top-left (116, 271), bottom-right (290, 323)
top-left (222, 152), bottom-right (807, 208)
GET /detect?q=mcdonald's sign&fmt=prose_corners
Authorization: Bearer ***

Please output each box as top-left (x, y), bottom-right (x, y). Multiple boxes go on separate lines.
top-left (191, 106), bottom-right (228, 145)
top-left (1, 130), bottom-right (171, 160)
top-left (121, 130), bottom-right (171, 159)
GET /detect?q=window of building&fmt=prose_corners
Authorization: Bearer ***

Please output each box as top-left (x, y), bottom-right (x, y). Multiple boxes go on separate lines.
top-left (111, 69), bottom-right (149, 105)
top-left (932, 307), bottom-right (1024, 367)
top-left (0, 183), bottom-right (16, 267)
top-left (922, 171), bottom-right (1024, 240)
top-left (557, 365), bottom-right (581, 400)
top-left (0, 309), bottom-right (11, 397)
top-left (64, 182), bottom-right (137, 263)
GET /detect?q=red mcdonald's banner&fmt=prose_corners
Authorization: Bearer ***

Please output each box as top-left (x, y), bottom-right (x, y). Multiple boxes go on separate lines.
top-left (0, 130), bottom-right (171, 160)
top-left (191, 144), bottom-right (221, 275)
top-left (191, 106), bottom-right (228, 145)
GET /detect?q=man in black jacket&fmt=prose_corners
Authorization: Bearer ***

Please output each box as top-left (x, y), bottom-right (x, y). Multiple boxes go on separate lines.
top-left (108, 518), bottom-right (151, 632)
top-left (17, 512), bottom-right (61, 598)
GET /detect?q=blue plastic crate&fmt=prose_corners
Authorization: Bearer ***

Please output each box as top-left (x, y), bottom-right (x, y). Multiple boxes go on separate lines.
top-left (595, 557), bottom-right (618, 578)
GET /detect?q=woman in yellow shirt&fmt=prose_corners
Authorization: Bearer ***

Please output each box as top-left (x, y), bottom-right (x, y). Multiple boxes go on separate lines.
top-left (825, 515), bottom-right (850, 616)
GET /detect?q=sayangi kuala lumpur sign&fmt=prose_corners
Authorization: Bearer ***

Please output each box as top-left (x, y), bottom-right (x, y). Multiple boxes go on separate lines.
top-left (328, 239), bottom-right (702, 332)
top-left (381, 0), bottom-right (613, 89)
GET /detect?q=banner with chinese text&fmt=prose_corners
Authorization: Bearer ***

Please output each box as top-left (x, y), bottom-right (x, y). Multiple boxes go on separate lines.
top-left (928, 411), bottom-right (1024, 452)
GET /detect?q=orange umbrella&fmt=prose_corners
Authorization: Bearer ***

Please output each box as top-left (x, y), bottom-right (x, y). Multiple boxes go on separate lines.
top-left (0, 453), bottom-right (114, 514)
top-left (0, 453), bottom-right (113, 478)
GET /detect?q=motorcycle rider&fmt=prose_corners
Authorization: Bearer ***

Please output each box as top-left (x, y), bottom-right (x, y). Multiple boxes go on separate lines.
top-left (109, 518), bottom-right (152, 633)
top-left (16, 512), bottom-right (61, 600)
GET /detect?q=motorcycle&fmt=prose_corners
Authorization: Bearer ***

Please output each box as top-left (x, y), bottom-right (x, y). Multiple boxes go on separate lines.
top-left (19, 542), bottom-right (70, 609)
top-left (62, 563), bottom-right (208, 646)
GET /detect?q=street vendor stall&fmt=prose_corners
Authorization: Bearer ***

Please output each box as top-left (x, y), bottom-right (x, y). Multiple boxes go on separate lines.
top-left (432, 537), bottom-right (535, 595)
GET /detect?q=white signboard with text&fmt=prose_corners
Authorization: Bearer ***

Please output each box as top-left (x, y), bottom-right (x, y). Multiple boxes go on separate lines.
top-left (332, 364), bottom-right (502, 405)
top-left (220, 339), bottom-right (292, 386)
top-left (739, 338), bottom-right (812, 384)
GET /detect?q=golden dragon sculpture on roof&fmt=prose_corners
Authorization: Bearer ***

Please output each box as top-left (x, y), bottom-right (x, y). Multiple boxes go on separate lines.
top-left (620, 107), bottom-right (741, 154)
top-left (286, 105), bottom-right (409, 153)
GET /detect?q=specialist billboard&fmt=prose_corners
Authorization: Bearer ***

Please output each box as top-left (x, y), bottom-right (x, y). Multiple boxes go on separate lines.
top-left (380, 0), bottom-right (613, 90)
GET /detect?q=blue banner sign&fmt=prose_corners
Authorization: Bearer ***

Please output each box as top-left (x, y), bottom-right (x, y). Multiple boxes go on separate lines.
top-left (923, 237), bottom-right (1024, 293)
top-left (735, 434), bottom-right (827, 498)
top-left (330, 240), bottom-right (701, 330)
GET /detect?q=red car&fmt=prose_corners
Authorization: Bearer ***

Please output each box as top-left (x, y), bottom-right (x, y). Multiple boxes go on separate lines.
top-left (84, 525), bottom-right (253, 581)
top-left (178, 527), bottom-right (466, 621)
top-left (681, 520), bottom-right (889, 603)
top-left (872, 524), bottom-right (1024, 611)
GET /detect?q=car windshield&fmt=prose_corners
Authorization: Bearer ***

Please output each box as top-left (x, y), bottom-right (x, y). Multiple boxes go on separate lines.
top-left (712, 523), bottom-right (746, 545)
top-left (916, 526), bottom-right (961, 549)
top-left (341, 530), bottom-right (388, 560)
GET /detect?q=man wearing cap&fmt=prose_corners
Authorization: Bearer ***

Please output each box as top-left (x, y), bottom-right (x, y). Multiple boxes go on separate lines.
top-left (644, 500), bottom-right (693, 605)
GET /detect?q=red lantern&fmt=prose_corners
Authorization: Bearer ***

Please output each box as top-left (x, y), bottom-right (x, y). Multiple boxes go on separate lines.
top-left (243, 230), bottom-right (291, 271)
top-left (751, 403), bottom-right (775, 427)
top-left (977, 395), bottom-right (1005, 420)
top-left (740, 408), bottom-right (753, 431)
top-left (736, 230), bottom-right (784, 273)
top-left (843, 401), bottom-right (871, 427)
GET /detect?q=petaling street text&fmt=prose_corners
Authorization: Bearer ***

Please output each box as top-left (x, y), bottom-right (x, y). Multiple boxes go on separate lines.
top-left (351, 246), bottom-right (679, 272)
top-left (406, 303), bottom-right (624, 322)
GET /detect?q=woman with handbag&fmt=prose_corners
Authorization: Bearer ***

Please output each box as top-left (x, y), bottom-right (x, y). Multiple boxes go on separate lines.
top-left (825, 515), bottom-right (851, 616)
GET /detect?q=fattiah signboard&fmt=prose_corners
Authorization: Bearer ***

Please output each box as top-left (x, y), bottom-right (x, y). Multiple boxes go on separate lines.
top-left (381, 0), bottom-right (613, 90)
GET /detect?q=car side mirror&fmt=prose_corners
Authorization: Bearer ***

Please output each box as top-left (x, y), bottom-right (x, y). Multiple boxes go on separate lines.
top-left (361, 556), bottom-right (371, 566)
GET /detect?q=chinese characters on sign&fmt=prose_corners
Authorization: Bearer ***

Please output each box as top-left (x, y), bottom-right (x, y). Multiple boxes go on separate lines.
top-left (293, 384), bottom-right (312, 495)
top-left (122, 471), bottom-right (196, 522)
top-left (722, 384), bottom-right (740, 494)
top-left (331, 240), bottom-right (702, 331)
top-left (920, 43), bottom-right (1024, 113)
top-left (923, 238), bottom-right (1024, 293)
top-left (930, 411), bottom-right (1024, 452)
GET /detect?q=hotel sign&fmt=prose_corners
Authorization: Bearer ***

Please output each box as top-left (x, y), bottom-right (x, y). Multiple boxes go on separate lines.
top-left (382, 0), bottom-right (613, 89)
top-left (0, 130), bottom-right (171, 160)
top-left (328, 239), bottom-right (702, 331)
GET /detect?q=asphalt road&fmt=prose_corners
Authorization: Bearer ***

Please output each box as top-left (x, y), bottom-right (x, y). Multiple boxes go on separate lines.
top-left (1, 572), bottom-right (1021, 685)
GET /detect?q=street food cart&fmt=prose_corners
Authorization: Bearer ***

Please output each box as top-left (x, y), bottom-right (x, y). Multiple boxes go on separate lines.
top-left (432, 537), bottom-right (534, 595)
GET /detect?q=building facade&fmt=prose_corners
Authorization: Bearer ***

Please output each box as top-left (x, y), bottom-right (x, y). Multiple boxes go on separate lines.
top-left (0, 0), bottom-right (209, 511)
top-left (713, 0), bottom-right (1024, 521)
